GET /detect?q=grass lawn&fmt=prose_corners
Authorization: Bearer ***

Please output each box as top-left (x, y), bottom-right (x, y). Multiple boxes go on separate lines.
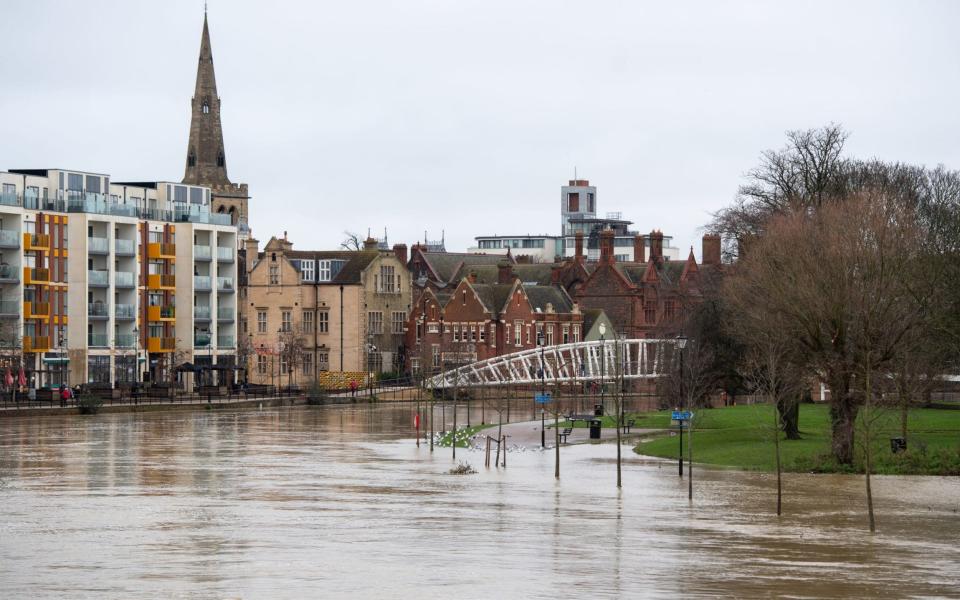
top-left (632, 403), bottom-right (960, 476)
top-left (435, 424), bottom-right (491, 448)
top-left (557, 411), bottom-right (674, 429)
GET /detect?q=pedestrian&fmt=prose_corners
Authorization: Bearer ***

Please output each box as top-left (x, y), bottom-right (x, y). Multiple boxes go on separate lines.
top-left (349, 379), bottom-right (358, 397)
top-left (59, 385), bottom-right (67, 407)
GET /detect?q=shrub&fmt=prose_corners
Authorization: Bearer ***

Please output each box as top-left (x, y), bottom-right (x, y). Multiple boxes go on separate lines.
top-left (77, 394), bottom-right (103, 415)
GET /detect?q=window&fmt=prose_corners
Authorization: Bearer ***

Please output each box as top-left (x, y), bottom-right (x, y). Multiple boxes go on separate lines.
top-left (490, 323), bottom-right (496, 342)
top-left (319, 351), bottom-right (329, 371)
top-left (318, 310), bottom-right (329, 333)
top-left (301, 260), bottom-right (315, 282)
top-left (469, 326), bottom-right (476, 342)
top-left (202, 101), bottom-right (210, 114)
top-left (269, 265), bottom-right (279, 284)
top-left (257, 310), bottom-right (267, 333)
top-left (318, 260), bottom-right (332, 282)
top-left (526, 325), bottom-right (531, 345)
top-left (562, 325), bottom-right (570, 344)
top-left (645, 301), bottom-right (656, 324)
top-left (392, 311), bottom-right (405, 334)
top-left (514, 320), bottom-right (523, 346)
top-left (187, 152), bottom-right (196, 167)
top-left (367, 311), bottom-right (383, 334)
top-left (217, 151), bottom-right (225, 167)
top-left (573, 325), bottom-right (581, 343)
top-left (279, 355), bottom-right (287, 375)
top-left (546, 325), bottom-right (554, 346)
top-left (452, 324), bottom-right (460, 342)
top-left (379, 265), bottom-right (396, 293)
top-left (432, 345), bottom-right (440, 368)
top-left (664, 299), bottom-right (677, 321)
top-left (257, 355), bottom-right (267, 374)
top-left (302, 352), bottom-right (313, 375)
top-left (479, 326), bottom-right (486, 342)
top-left (281, 310), bottom-right (292, 332)
top-left (302, 310), bottom-right (314, 334)
top-left (567, 192), bottom-right (579, 212)
top-left (588, 192), bottom-right (595, 212)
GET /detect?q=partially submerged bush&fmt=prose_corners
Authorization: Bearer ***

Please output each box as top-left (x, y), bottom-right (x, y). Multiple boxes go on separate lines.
top-left (449, 462), bottom-right (477, 475)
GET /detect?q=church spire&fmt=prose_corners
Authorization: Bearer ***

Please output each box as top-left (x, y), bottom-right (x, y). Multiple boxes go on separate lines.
top-left (183, 11), bottom-right (230, 187)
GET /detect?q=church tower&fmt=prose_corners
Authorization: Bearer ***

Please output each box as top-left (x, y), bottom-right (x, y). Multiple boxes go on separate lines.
top-left (183, 11), bottom-right (250, 239)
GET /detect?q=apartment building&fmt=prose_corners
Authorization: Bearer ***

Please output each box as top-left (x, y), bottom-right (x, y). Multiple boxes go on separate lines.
top-left (0, 168), bottom-right (238, 388)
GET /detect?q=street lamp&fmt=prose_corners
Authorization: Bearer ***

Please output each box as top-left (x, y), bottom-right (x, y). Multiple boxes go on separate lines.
top-left (598, 322), bottom-right (606, 416)
top-left (676, 334), bottom-right (688, 477)
top-left (538, 329), bottom-right (546, 449)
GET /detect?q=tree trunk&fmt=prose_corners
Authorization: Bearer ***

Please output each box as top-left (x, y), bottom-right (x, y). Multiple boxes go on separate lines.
top-left (829, 395), bottom-right (859, 465)
top-left (774, 398), bottom-right (783, 516)
top-left (777, 396), bottom-right (801, 440)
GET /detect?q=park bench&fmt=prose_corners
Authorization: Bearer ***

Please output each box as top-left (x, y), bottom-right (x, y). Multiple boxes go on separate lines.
top-left (559, 427), bottom-right (573, 444)
top-left (622, 419), bottom-right (637, 434)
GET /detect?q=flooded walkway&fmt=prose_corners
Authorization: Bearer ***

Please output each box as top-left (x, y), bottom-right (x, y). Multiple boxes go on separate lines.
top-left (1, 404), bottom-right (958, 599)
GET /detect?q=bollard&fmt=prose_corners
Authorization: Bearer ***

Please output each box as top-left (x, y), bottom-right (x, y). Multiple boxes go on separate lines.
top-left (485, 436), bottom-right (491, 468)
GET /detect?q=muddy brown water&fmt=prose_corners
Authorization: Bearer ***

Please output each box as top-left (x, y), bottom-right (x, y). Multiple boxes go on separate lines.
top-left (1, 404), bottom-right (958, 599)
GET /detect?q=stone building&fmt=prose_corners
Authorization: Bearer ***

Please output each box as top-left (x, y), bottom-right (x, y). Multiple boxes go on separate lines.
top-left (243, 235), bottom-right (411, 388)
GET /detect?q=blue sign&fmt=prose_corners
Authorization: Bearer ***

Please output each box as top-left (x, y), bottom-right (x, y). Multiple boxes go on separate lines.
top-left (671, 410), bottom-right (693, 421)
top-left (535, 392), bottom-right (552, 404)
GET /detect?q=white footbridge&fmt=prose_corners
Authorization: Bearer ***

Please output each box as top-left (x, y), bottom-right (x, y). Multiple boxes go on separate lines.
top-left (426, 339), bottom-right (679, 389)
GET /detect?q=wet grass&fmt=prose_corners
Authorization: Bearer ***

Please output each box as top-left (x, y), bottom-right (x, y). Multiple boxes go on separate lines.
top-left (633, 404), bottom-right (960, 476)
top-left (435, 424), bottom-right (490, 448)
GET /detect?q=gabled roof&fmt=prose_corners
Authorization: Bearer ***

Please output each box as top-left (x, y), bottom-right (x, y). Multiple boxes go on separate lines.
top-left (423, 252), bottom-right (508, 283)
top-left (526, 285), bottom-right (574, 314)
top-left (468, 282), bottom-right (515, 316)
top-left (463, 263), bottom-right (556, 286)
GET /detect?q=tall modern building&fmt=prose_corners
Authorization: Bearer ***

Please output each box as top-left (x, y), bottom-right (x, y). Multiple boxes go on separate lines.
top-left (182, 12), bottom-right (250, 243)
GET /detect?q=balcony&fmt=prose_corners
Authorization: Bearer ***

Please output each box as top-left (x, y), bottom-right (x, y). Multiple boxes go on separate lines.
top-left (115, 239), bottom-right (135, 256)
top-left (115, 271), bottom-right (135, 288)
top-left (23, 267), bottom-right (49, 285)
top-left (216, 246), bottom-right (234, 262)
top-left (216, 277), bottom-right (234, 293)
top-left (23, 233), bottom-right (50, 251)
top-left (147, 336), bottom-right (176, 353)
top-left (217, 335), bottom-right (235, 348)
top-left (0, 191), bottom-right (18, 207)
top-left (0, 301), bottom-right (18, 318)
top-left (23, 301), bottom-right (50, 320)
top-left (194, 275), bottom-right (211, 291)
top-left (0, 230), bottom-right (19, 249)
top-left (194, 332), bottom-right (212, 348)
top-left (147, 274), bottom-right (176, 290)
top-left (88, 269), bottom-right (109, 287)
top-left (148, 305), bottom-right (176, 322)
top-left (24, 336), bottom-right (51, 353)
top-left (217, 306), bottom-right (234, 322)
top-left (194, 305), bottom-right (211, 321)
top-left (88, 333), bottom-right (109, 348)
top-left (194, 245), bottom-right (212, 261)
top-left (88, 302), bottom-right (109, 320)
top-left (147, 242), bottom-right (176, 260)
top-left (115, 303), bottom-right (136, 320)
top-left (88, 237), bottom-right (109, 255)
top-left (115, 334), bottom-right (136, 348)
top-left (0, 264), bottom-right (19, 283)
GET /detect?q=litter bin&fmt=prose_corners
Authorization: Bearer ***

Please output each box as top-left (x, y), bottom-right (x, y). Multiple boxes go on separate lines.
top-left (890, 437), bottom-right (907, 453)
top-left (589, 419), bottom-right (602, 440)
top-left (594, 404), bottom-right (604, 416)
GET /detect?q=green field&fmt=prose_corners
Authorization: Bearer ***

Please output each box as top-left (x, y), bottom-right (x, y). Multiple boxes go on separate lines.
top-left (632, 404), bottom-right (960, 475)
top-left (435, 424), bottom-right (489, 448)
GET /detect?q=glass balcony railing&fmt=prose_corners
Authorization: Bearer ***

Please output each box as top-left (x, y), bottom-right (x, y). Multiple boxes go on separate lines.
top-left (216, 246), bottom-right (234, 262)
top-left (115, 271), bottom-right (135, 287)
top-left (194, 333), bottom-right (212, 347)
top-left (194, 305), bottom-right (211, 319)
top-left (0, 230), bottom-right (19, 247)
top-left (217, 335), bottom-right (235, 348)
top-left (194, 245), bottom-right (212, 260)
top-left (115, 239), bottom-right (135, 255)
top-left (194, 275), bottom-right (212, 290)
top-left (88, 303), bottom-right (110, 318)
top-left (88, 237), bottom-right (109, 254)
top-left (88, 270), bottom-right (109, 286)
top-left (0, 192), bottom-right (18, 207)
top-left (0, 301), bottom-right (18, 314)
top-left (217, 307), bottom-right (234, 320)
top-left (216, 277), bottom-right (234, 292)
top-left (0, 264), bottom-right (17, 281)
top-left (88, 333), bottom-right (109, 347)
top-left (115, 334), bottom-right (136, 348)
top-left (115, 303), bottom-right (136, 319)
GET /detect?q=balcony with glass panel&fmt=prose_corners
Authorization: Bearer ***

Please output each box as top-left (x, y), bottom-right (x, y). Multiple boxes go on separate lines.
top-left (0, 264), bottom-right (18, 283)
top-left (194, 245), bottom-right (212, 261)
top-left (115, 271), bottom-right (136, 288)
top-left (88, 302), bottom-right (109, 320)
top-left (194, 275), bottom-right (212, 291)
top-left (216, 335), bottom-right (235, 348)
top-left (88, 270), bottom-right (109, 287)
top-left (115, 303), bottom-right (136, 320)
top-left (88, 237), bottom-right (109, 255)
top-left (88, 333), bottom-right (110, 348)
top-left (216, 246), bottom-right (234, 262)
top-left (115, 334), bottom-right (136, 348)
top-left (194, 305), bottom-right (211, 321)
top-left (23, 233), bottom-right (50, 251)
top-left (115, 239), bottom-right (135, 256)
top-left (0, 230), bottom-right (19, 249)
top-left (0, 301), bottom-right (18, 318)
top-left (0, 190), bottom-right (18, 207)
top-left (24, 267), bottom-right (50, 285)
top-left (194, 331), bottom-right (212, 348)
top-left (217, 306), bottom-right (234, 322)
top-left (216, 277), bottom-right (234, 293)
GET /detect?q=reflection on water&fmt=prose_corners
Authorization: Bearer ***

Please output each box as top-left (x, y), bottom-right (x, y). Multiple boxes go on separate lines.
top-left (0, 405), bottom-right (958, 599)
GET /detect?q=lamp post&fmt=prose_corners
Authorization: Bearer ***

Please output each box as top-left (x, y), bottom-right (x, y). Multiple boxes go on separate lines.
top-left (58, 334), bottom-right (65, 391)
top-left (676, 334), bottom-right (688, 477)
top-left (538, 329), bottom-right (546, 449)
top-left (598, 322), bottom-right (606, 416)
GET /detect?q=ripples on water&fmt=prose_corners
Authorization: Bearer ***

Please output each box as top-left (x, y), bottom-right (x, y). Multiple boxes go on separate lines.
top-left (0, 405), bottom-right (958, 599)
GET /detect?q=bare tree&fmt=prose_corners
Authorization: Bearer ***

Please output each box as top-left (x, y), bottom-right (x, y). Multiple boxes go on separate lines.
top-left (278, 326), bottom-right (305, 389)
top-left (235, 333), bottom-right (255, 385)
top-left (340, 231), bottom-right (363, 251)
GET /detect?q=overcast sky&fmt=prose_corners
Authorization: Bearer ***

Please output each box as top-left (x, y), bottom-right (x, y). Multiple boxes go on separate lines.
top-left (1, 0), bottom-right (958, 257)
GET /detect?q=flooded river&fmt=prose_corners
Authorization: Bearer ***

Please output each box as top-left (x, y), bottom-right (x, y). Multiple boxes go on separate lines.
top-left (1, 404), bottom-right (958, 598)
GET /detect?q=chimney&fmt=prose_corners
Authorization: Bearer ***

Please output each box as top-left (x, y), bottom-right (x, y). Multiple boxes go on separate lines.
top-left (650, 229), bottom-right (664, 264)
top-left (393, 243), bottom-right (408, 264)
top-left (468, 271), bottom-right (477, 284)
top-left (363, 237), bottom-right (379, 251)
top-left (600, 228), bottom-right (615, 264)
top-left (633, 234), bottom-right (645, 263)
top-left (497, 260), bottom-right (514, 284)
top-left (574, 231), bottom-right (584, 261)
top-left (702, 234), bottom-right (721, 265)
top-left (244, 237), bottom-right (260, 275)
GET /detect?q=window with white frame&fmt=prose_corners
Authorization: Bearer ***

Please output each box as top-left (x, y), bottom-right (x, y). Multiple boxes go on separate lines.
top-left (392, 311), bottom-right (405, 334)
top-left (257, 310), bottom-right (267, 333)
top-left (302, 310), bottom-right (314, 334)
top-left (546, 324), bottom-right (554, 346)
top-left (302, 352), bottom-right (312, 375)
top-left (301, 260), bottom-right (315, 282)
top-left (562, 325), bottom-right (570, 344)
top-left (318, 260), bottom-right (332, 282)
top-left (367, 311), bottom-right (383, 334)
top-left (257, 354), bottom-right (267, 374)
top-left (281, 310), bottom-right (292, 332)
top-left (319, 351), bottom-right (329, 371)
top-left (452, 324), bottom-right (460, 342)
top-left (318, 310), bottom-right (329, 333)
top-left (479, 325), bottom-right (486, 342)
top-left (432, 345), bottom-right (440, 368)
top-left (269, 265), bottom-right (279, 285)
top-left (514, 320), bottom-right (522, 346)
top-left (573, 325), bottom-right (580, 343)
top-left (379, 265), bottom-right (396, 293)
